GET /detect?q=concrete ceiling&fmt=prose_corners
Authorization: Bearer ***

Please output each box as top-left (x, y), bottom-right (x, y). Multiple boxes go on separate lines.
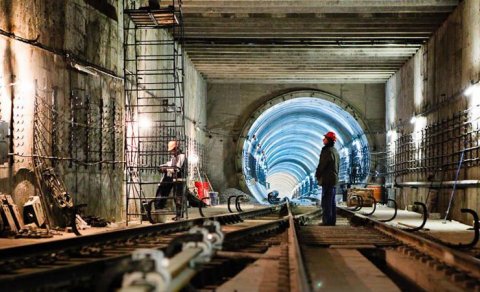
top-left (181, 0), bottom-right (459, 83)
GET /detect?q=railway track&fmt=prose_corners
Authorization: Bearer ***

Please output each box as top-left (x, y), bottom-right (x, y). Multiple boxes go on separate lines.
top-left (1, 203), bottom-right (479, 291)
top-left (182, 205), bottom-right (480, 291)
top-left (296, 207), bottom-right (480, 291)
top-left (0, 204), bottom-right (287, 291)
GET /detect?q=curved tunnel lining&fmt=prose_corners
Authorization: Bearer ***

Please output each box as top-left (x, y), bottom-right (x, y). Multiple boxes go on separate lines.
top-left (237, 91), bottom-right (372, 204)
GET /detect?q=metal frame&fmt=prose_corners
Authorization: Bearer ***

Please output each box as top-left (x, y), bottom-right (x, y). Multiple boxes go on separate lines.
top-left (123, 0), bottom-right (186, 225)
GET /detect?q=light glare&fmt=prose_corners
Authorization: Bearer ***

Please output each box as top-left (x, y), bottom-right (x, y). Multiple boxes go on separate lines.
top-left (138, 117), bottom-right (152, 129)
top-left (189, 153), bottom-right (199, 164)
top-left (465, 83), bottom-right (480, 97)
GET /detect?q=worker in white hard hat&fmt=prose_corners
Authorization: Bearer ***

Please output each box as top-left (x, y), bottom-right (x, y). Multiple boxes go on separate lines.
top-left (154, 140), bottom-right (186, 220)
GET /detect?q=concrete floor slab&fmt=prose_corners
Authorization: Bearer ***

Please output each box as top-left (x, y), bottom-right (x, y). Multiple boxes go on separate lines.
top-left (303, 246), bottom-right (401, 292)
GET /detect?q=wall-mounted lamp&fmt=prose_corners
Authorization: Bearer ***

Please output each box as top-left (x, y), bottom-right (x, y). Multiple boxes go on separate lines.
top-left (138, 116), bottom-right (152, 129)
top-left (70, 61), bottom-right (98, 77)
top-left (410, 116), bottom-right (417, 124)
top-left (464, 80), bottom-right (480, 98)
top-left (9, 80), bottom-right (35, 94)
top-left (193, 121), bottom-right (201, 131)
top-left (189, 153), bottom-right (199, 164)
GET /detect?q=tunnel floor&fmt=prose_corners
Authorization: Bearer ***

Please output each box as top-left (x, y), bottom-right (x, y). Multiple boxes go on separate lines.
top-left (0, 204), bottom-right (476, 250)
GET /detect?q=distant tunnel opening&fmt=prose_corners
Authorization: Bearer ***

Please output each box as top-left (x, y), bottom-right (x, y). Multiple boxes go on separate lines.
top-left (238, 92), bottom-right (371, 204)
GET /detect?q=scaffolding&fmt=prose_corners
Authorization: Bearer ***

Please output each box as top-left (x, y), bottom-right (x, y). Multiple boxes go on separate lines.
top-left (124, 0), bottom-right (186, 224)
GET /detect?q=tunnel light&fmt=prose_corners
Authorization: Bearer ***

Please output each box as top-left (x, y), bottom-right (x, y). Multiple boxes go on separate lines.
top-left (464, 82), bottom-right (480, 97)
top-left (138, 117), bottom-right (152, 129)
top-left (189, 153), bottom-right (199, 164)
top-left (410, 116), bottom-right (417, 124)
top-left (242, 97), bottom-right (370, 204)
top-left (70, 62), bottom-right (98, 77)
top-left (9, 81), bottom-right (35, 94)
top-left (194, 122), bottom-right (201, 131)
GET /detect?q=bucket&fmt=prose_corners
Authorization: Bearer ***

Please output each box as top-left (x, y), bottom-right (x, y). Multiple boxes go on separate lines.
top-left (209, 192), bottom-right (219, 206)
top-left (367, 185), bottom-right (383, 202)
top-left (194, 181), bottom-right (210, 200)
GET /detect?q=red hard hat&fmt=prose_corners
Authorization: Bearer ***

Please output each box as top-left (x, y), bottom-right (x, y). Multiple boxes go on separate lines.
top-left (324, 131), bottom-right (336, 142)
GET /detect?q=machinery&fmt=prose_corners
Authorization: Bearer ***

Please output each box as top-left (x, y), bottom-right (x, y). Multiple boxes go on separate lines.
top-left (120, 221), bottom-right (224, 292)
top-left (23, 196), bottom-right (46, 228)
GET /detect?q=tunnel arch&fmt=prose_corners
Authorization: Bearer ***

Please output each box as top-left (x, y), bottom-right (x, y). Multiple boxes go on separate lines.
top-left (236, 90), bottom-right (373, 204)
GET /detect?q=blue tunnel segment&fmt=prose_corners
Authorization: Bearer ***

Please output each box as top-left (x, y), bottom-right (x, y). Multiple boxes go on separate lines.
top-left (239, 94), bottom-right (370, 204)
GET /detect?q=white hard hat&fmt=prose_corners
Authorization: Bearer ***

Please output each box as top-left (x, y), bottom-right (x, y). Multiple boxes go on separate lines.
top-left (168, 140), bottom-right (178, 151)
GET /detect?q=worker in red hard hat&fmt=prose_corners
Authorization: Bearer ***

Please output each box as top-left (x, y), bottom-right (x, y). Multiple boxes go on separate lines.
top-left (324, 131), bottom-right (336, 142)
top-left (315, 131), bottom-right (340, 226)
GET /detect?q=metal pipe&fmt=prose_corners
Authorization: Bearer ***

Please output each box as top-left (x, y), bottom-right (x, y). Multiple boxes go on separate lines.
top-left (168, 267), bottom-right (198, 292)
top-left (167, 247), bottom-right (203, 278)
top-left (402, 202), bottom-right (428, 232)
top-left (444, 149), bottom-right (465, 222)
top-left (198, 197), bottom-right (209, 218)
top-left (362, 195), bottom-right (376, 216)
top-left (355, 196), bottom-right (364, 211)
top-left (386, 180), bottom-right (480, 188)
top-left (379, 199), bottom-right (398, 222)
top-left (445, 209), bottom-right (479, 249)
top-left (227, 195), bottom-right (236, 213)
top-left (235, 195), bottom-right (244, 212)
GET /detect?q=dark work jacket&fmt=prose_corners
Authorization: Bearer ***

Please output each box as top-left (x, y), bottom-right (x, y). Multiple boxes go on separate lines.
top-left (315, 145), bottom-right (340, 187)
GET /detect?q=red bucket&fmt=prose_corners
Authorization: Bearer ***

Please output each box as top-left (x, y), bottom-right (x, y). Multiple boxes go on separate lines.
top-left (194, 181), bottom-right (210, 201)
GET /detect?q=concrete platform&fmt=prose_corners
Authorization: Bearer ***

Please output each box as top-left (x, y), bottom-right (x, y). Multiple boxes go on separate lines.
top-left (0, 204), bottom-right (261, 249)
top-left (343, 203), bottom-right (480, 249)
top-left (1, 203), bottom-right (477, 251)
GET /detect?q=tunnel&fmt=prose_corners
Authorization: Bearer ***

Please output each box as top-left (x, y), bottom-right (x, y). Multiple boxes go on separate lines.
top-left (238, 91), bottom-right (371, 204)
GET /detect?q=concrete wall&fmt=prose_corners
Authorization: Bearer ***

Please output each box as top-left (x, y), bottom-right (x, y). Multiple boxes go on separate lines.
top-left (206, 83), bottom-right (385, 194)
top-left (0, 0), bottom-right (207, 224)
top-left (0, 0), bottom-right (124, 223)
top-left (385, 0), bottom-right (480, 224)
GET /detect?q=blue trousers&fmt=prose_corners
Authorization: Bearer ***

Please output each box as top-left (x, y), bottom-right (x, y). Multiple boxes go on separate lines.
top-left (321, 186), bottom-right (336, 225)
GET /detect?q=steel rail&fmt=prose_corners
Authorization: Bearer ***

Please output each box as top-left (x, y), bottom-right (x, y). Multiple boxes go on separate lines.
top-left (160, 208), bottom-right (313, 291)
top-left (294, 208), bottom-right (322, 225)
top-left (337, 206), bottom-right (480, 279)
top-left (224, 218), bottom-right (289, 244)
top-left (287, 204), bottom-right (310, 292)
top-left (0, 204), bottom-right (283, 263)
top-left (0, 205), bottom-right (286, 290)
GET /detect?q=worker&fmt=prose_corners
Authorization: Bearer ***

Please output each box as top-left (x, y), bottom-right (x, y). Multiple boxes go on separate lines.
top-left (267, 190), bottom-right (280, 204)
top-left (154, 140), bottom-right (186, 220)
top-left (315, 131), bottom-right (340, 226)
